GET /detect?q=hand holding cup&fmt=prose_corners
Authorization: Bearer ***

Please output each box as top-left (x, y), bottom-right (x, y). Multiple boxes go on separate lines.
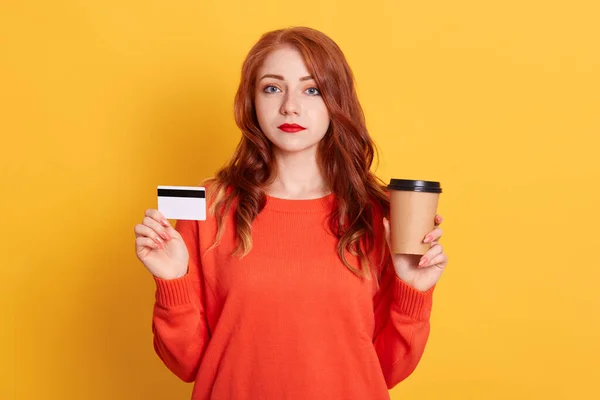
top-left (383, 179), bottom-right (448, 292)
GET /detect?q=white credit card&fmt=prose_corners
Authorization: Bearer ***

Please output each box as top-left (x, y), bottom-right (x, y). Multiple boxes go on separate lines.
top-left (157, 185), bottom-right (206, 221)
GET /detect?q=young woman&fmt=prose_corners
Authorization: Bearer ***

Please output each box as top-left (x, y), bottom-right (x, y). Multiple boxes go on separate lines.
top-left (134, 26), bottom-right (448, 400)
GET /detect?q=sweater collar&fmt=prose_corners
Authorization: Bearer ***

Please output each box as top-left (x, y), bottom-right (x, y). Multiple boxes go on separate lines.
top-left (262, 192), bottom-right (335, 213)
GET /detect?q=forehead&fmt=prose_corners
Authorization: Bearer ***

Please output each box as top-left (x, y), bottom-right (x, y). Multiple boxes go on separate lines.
top-left (257, 45), bottom-right (311, 78)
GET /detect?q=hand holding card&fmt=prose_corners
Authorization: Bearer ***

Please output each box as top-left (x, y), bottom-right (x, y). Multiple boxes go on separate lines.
top-left (133, 186), bottom-right (205, 280)
top-left (133, 208), bottom-right (189, 280)
top-left (157, 186), bottom-right (207, 221)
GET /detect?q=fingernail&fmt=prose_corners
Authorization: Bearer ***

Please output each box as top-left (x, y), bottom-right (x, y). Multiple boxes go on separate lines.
top-left (162, 219), bottom-right (170, 226)
top-left (419, 257), bottom-right (428, 266)
top-left (424, 235), bottom-right (431, 243)
top-left (155, 236), bottom-right (163, 245)
top-left (160, 232), bottom-right (169, 241)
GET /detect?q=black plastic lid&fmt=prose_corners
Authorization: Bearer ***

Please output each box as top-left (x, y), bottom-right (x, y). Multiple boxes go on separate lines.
top-left (388, 179), bottom-right (442, 193)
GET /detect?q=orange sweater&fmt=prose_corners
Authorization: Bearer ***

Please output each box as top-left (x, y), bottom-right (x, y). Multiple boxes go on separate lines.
top-left (152, 192), bottom-right (435, 399)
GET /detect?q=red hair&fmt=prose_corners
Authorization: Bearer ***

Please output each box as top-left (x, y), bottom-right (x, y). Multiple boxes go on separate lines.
top-left (203, 26), bottom-right (390, 280)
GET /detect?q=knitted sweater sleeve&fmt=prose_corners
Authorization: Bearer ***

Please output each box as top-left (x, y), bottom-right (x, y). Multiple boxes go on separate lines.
top-left (151, 219), bottom-right (211, 382)
top-left (371, 208), bottom-right (436, 389)
top-left (372, 255), bottom-right (435, 388)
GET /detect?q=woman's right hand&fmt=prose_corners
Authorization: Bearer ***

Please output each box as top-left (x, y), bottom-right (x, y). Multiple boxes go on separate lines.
top-left (134, 209), bottom-right (189, 280)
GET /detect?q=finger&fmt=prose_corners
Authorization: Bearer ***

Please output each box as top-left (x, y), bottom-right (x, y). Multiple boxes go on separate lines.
top-left (145, 208), bottom-right (171, 227)
top-left (423, 227), bottom-right (443, 243)
top-left (136, 236), bottom-right (159, 251)
top-left (418, 243), bottom-right (444, 267)
top-left (134, 223), bottom-right (166, 247)
top-left (382, 217), bottom-right (391, 248)
top-left (420, 252), bottom-right (448, 269)
top-left (142, 217), bottom-right (172, 242)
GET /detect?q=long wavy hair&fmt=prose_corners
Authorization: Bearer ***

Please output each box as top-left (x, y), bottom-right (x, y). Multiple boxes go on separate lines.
top-left (202, 26), bottom-right (391, 281)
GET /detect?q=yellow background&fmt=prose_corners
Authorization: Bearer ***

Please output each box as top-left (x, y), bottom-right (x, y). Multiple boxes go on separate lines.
top-left (2, 0), bottom-right (599, 399)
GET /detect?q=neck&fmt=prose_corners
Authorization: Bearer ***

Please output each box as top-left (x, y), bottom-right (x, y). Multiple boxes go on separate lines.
top-left (266, 149), bottom-right (330, 199)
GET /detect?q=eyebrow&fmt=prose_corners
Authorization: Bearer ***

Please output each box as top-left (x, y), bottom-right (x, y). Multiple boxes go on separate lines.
top-left (259, 74), bottom-right (314, 81)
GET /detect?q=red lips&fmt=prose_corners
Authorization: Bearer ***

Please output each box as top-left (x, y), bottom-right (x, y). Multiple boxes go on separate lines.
top-left (278, 123), bottom-right (306, 133)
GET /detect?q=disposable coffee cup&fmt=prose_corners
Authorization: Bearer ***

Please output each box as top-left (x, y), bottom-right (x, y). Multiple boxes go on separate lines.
top-left (387, 179), bottom-right (442, 255)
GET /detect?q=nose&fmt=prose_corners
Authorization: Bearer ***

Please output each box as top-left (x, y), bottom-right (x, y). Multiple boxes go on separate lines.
top-left (280, 92), bottom-right (300, 116)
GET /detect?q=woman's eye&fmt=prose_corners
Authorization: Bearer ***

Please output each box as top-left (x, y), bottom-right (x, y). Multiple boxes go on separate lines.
top-left (264, 85), bottom-right (281, 94)
top-left (305, 87), bottom-right (321, 96)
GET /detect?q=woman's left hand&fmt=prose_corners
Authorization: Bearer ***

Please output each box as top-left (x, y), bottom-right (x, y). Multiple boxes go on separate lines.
top-left (383, 214), bottom-right (448, 292)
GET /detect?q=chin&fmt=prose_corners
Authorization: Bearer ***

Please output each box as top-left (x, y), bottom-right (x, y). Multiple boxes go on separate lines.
top-left (267, 135), bottom-right (319, 155)
top-left (273, 144), bottom-right (314, 154)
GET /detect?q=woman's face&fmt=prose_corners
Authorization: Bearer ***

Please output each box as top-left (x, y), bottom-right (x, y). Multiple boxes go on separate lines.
top-left (254, 45), bottom-right (331, 156)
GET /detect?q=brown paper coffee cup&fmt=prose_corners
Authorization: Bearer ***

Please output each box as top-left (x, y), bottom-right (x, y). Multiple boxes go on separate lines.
top-left (388, 179), bottom-right (442, 255)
